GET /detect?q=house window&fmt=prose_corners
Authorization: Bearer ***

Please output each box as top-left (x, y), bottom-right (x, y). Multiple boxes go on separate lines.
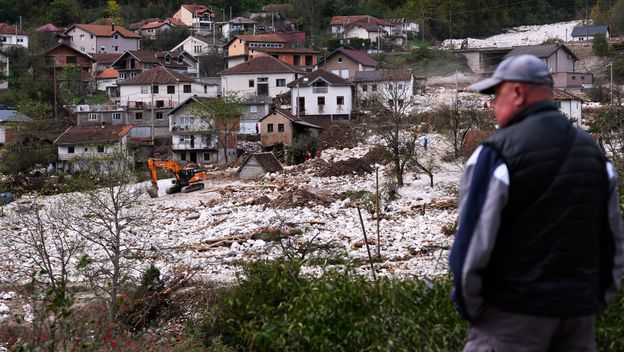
top-left (135, 112), bottom-right (143, 120)
top-left (318, 96), bottom-right (325, 105)
top-left (152, 85), bottom-right (159, 94)
top-left (203, 153), bottom-right (211, 161)
top-left (267, 123), bottom-right (274, 133)
top-left (80, 34), bottom-right (84, 41)
top-left (204, 85), bottom-right (208, 93)
top-left (141, 86), bottom-right (148, 94)
top-left (249, 79), bottom-right (254, 87)
top-left (165, 56), bottom-right (171, 64)
top-left (67, 56), bottom-right (77, 64)
top-left (276, 79), bottom-right (286, 87)
top-left (183, 85), bottom-right (191, 93)
top-left (156, 112), bottom-right (164, 120)
top-left (179, 135), bottom-right (191, 143)
top-left (84, 147), bottom-right (88, 152)
top-left (177, 57), bottom-right (183, 64)
top-left (362, 85), bottom-right (368, 92)
top-left (100, 46), bottom-right (106, 52)
top-left (338, 57), bottom-right (343, 63)
top-left (278, 123), bottom-right (284, 132)
top-left (113, 46), bottom-right (119, 52)
top-left (167, 85), bottom-right (175, 93)
top-left (372, 84), bottom-right (377, 91)
top-left (572, 76), bottom-right (576, 80)
top-left (97, 145), bottom-right (104, 153)
top-left (337, 96), bottom-right (344, 105)
top-left (88, 113), bottom-right (98, 121)
top-left (181, 152), bottom-right (186, 161)
top-left (68, 146), bottom-right (75, 154)
top-left (250, 105), bottom-right (257, 113)
top-left (180, 116), bottom-right (192, 126)
top-left (156, 100), bottom-right (164, 108)
top-left (114, 34), bottom-right (119, 39)
top-left (90, 34), bottom-right (93, 39)
top-left (112, 113), bottom-right (121, 120)
top-left (80, 47), bottom-right (85, 52)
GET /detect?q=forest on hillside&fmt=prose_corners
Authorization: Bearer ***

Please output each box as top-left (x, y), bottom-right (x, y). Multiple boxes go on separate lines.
top-left (0, 0), bottom-right (617, 41)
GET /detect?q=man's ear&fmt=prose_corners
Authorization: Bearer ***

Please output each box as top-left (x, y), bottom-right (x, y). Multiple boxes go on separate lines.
top-left (513, 84), bottom-right (526, 106)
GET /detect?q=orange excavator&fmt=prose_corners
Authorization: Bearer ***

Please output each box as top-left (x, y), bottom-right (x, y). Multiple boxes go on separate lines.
top-left (146, 159), bottom-right (208, 198)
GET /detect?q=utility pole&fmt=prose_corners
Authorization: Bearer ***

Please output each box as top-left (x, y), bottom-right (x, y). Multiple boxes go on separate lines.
top-left (455, 70), bottom-right (459, 110)
top-left (151, 83), bottom-right (154, 145)
top-left (610, 62), bottom-right (614, 105)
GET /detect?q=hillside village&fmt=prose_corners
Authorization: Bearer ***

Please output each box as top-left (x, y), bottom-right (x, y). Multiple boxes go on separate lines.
top-left (1, 0), bottom-right (624, 349)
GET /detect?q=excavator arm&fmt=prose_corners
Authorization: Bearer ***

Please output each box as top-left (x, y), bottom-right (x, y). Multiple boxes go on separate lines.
top-left (146, 159), bottom-right (207, 198)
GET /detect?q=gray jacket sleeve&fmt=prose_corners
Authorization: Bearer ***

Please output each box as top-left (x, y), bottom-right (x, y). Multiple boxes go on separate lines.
top-left (605, 161), bottom-right (624, 304)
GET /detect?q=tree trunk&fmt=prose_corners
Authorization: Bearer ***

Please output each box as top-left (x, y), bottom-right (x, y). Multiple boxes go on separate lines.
top-left (222, 133), bottom-right (229, 165)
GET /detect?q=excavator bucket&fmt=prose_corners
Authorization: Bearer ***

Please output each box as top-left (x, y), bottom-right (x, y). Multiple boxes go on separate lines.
top-left (146, 185), bottom-right (159, 198)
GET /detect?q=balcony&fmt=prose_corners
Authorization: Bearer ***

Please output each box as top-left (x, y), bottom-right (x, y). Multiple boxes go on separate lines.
top-left (172, 141), bottom-right (216, 150)
top-left (171, 124), bottom-right (213, 133)
top-left (125, 101), bottom-right (178, 109)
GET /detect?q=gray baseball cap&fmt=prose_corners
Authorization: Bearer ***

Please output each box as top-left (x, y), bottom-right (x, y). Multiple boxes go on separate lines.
top-left (469, 54), bottom-right (554, 94)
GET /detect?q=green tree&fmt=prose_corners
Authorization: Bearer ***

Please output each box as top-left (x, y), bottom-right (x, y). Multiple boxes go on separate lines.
top-left (610, 0), bottom-right (624, 36)
top-left (593, 33), bottom-right (609, 56)
top-left (107, 0), bottom-right (124, 26)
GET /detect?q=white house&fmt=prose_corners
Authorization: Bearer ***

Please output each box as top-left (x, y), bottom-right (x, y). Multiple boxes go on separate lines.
top-left (172, 4), bottom-right (216, 35)
top-left (571, 25), bottom-right (610, 41)
top-left (353, 69), bottom-right (416, 109)
top-left (219, 56), bottom-right (304, 98)
top-left (0, 52), bottom-right (8, 90)
top-left (554, 88), bottom-right (583, 127)
top-left (0, 109), bottom-right (31, 146)
top-left (53, 125), bottom-right (134, 172)
top-left (138, 20), bottom-right (176, 39)
top-left (288, 69), bottom-right (353, 119)
top-left (221, 17), bottom-right (257, 40)
top-left (343, 23), bottom-right (388, 42)
top-left (329, 16), bottom-right (393, 37)
top-left (62, 24), bottom-right (140, 54)
top-left (240, 96), bottom-right (272, 135)
top-left (0, 23), bottom-right (28, 49)
top-left (167, 96), bottom-right (237, 165)
top-left (171, 35), bottom-right (225, 56)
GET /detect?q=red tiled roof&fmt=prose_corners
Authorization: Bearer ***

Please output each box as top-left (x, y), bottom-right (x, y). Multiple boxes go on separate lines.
top-left (329, 15), bottom-right (393, 26)
top-left (68, 24), bottom-right (140, 38)
top-left (287, 69), bottom-right (351, 87)
top-left (97, 68), bottom-right (118, 79)
top-left (91, 53), bottom-right (123, 65)
top-left (553, 88), bottom-right (585, 102)
top-left (0, 23), bottom-right (27, 35)
top-left (142, 21), bottom-right (171, 30)
top-left (167, 17), bottom-right (187, 27)
top-left (36, 23), bottom-right (61, 32)
top-left (182, 4), bottom-right (215, 16)
top-left (219, 56), bottom-right (304, 75)
top-left (252, 47), bottom-right (319, 54)
top-left (236, 34), bottom-right (287, 43)
top-left (54, 125), bottom-right (133, 145)
top-left (117, 65), bottom-right (195, 85)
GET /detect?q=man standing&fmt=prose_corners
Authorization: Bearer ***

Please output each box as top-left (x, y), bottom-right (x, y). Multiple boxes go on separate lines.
top-left (450, 54), bottom-right (624, 351)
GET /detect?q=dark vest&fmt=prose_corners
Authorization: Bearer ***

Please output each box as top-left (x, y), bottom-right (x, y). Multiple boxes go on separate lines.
top-left (483, 101), bottom-right (610, 317)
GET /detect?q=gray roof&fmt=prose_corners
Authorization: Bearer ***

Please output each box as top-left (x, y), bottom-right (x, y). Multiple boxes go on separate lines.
top-left (571, 25), bottom-right (609, 37)
top-left (503, 44), bottom-right (577, 61)
top-left (0, 110), bottom-right (32, 123)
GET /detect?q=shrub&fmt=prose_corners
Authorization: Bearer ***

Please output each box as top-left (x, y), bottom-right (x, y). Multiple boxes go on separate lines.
top-left (593, 33), bottom-right (609, 56)
top-left (203, 261), bottom-right (466, 351)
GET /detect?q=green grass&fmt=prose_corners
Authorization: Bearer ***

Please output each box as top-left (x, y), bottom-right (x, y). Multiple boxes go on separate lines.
top-left (378, 47), bottom-right (469, 76)
top-left (86, 91), bottom-right (112, 105)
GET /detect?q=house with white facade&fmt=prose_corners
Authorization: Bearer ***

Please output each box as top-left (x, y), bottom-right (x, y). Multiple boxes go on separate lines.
top-left (329, 16), bottom-right (393, 38)
top-left (353, 69), bottom-right (417, 109)
top-left (167, 96), bottom-right (237, 165)
top-left (117, 65), bottom-right (218, 139)
top-left (0, 23), bottom-right (28, 49)
top-left (221, 17), bottom-right (257, 40)
top-left (571, 25), bottom-right (610, 41)
top-left (172, 4), bottom-right (216, 35)
top-left (0, 52), bottom-right (8, 90)
top-left (53, 124), bottom-right (134, 172)
top-left (288, 69), bottom-right (353, 121)
top-left (554, 88), bottom-right (584, 127)
top-left (171, 35), bottom-right (225, 56)
top-left (384, 18), bottom-right (419, 39)
top-left (110, 50), bottom-right (199, 80)
top-left (62, 24), bottom-right (140, 54)
top-left (220, 56), bottom-right (304, 98)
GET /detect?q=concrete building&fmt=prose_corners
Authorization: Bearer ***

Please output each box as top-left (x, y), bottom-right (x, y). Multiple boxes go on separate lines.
top-left (219, 56), bottom-right (304, 98)
top-left (317, 46), bottom-right (378, 80)
top-left (172, 4), bottom-right (216, 35)
top-left (288, 69), bottom-right (353, 120)
top-left (0, 23), bottom-right (28, 49)
top-left (258, 108), bottom-right (322, 148)
top-left (62, 24), bottom-right (140, 54)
